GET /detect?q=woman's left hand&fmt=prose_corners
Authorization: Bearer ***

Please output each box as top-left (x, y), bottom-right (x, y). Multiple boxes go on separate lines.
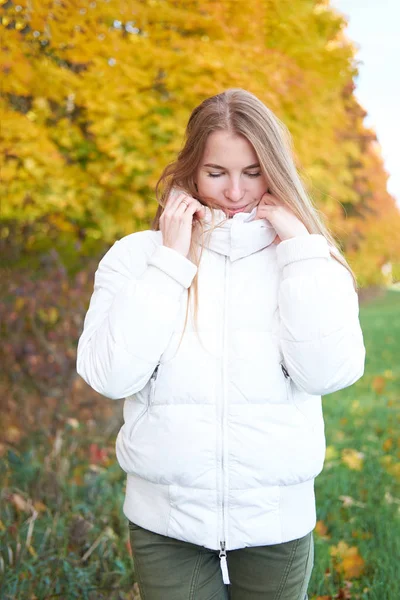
top-left (254, 190), bottom-right (310, 245)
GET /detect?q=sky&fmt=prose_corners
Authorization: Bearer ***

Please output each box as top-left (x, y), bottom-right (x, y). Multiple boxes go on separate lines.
top-left (331, 0), bottom-right (400, 207)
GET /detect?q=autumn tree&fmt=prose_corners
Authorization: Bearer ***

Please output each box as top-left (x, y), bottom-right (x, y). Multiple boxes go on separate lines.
top-left (1, 0), bottom-right (399, 281)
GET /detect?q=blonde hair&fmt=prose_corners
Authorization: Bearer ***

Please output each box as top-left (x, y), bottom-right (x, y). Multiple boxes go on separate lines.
top-left (151, 88), bottom-right (358, 346)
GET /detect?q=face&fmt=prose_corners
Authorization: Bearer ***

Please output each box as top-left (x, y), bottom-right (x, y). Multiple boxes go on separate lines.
top-left (195, 130), bottom-right (269, 218)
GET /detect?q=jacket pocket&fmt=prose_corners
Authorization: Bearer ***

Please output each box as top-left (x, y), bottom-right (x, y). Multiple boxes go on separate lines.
top-left (149, 362), bottom-right (161, 404)
top-left (128, 362), bottom-right (160, 439)
top-left (280, 361), bottom-right (309, 426)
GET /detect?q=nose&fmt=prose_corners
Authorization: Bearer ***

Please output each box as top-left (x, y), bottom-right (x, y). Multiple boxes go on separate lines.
top-left (224, 179), bottom-right (245, 202)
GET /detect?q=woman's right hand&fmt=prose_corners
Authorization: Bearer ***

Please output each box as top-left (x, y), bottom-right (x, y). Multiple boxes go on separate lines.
top-left (160, 188), bottom-right (206, 258)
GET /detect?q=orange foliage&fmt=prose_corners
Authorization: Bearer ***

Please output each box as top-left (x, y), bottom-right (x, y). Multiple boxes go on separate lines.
top-left (1, 0), bottom-right (399, 281)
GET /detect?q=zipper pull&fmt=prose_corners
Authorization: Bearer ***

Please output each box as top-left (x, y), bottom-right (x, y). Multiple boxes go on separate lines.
top-left (152, 362), bottom-right (160, 379)
top-left (281, 362), bottom-right (289, 378)
top-left (150, 363), bottom-right (160, 399)
top-left (219, 541), bottom-right (230, 584)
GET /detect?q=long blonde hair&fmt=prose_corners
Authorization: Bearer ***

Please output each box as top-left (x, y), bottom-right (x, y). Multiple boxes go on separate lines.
top-left (151, 88), bottom-right (358, 345)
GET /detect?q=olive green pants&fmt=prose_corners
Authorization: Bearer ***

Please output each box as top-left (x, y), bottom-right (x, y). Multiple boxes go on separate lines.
top-left (128, 520), bottom-right (314, 600)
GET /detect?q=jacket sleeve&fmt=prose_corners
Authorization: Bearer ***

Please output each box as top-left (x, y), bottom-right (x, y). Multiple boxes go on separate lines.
top-left (276, 233), bottom-right (366, 396)
top-left (76, 232), bottom-right (198, 400)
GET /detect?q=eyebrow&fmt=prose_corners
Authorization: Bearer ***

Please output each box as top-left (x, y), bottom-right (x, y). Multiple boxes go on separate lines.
top-left (203, 162), bottom-right (260, 170)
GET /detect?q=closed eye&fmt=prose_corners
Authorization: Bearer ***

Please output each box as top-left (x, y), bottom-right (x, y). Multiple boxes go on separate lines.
top-left (207, 172), bottom-right (261, 178)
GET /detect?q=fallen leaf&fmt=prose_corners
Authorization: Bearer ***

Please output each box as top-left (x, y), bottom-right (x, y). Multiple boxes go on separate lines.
top-left (383, 438), bottom-right (393, 452)
top-left (89, 443), bottom-right (109, 465)
top-left (380, 456), bottom-right (400, 481)
top-left (315, 520), bottom-right (331, 539)
top-left (384, 491), bottom-right (400, 505)
top-left (351, 530), bottom-right (372, 540)
top-left (371, 376), bottom-right (386, 394)
top-left (341, 448), bottom-right (364, 471)
top-left (339, 495), bottom-right (366, 508)
top-left (5, 426), bottom-right (22, 444)
top-left (33, 500), bottom-right (47, 513)
top-left (325, 445), bottom-right (339, 461)
top-left (383, 369), bottom-right (394, 379)
top-left (9, 493), bottom-right (32, 513)
top-left (330, 540), bottom-right (365, 579)
top-left (336, 580), bottom-right (353, 599)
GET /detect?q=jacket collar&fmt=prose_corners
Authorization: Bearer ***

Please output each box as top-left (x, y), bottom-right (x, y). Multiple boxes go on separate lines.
top-left (196, 205), bottom-right (277, 261)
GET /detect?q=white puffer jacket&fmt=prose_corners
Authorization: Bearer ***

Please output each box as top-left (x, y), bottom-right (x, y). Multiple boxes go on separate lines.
top-left (76, 206), bottom-right (366, 583)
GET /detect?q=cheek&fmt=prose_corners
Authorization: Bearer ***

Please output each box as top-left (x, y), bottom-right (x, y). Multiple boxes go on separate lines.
top-left (199, 176), bottom-right (219, 193)
top-left (256, 175), bottom-right (268, 189)
top-left (255, 177), bottom-right (269, 195)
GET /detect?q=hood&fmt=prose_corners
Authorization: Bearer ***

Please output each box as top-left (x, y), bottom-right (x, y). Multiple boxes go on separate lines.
top-left (196, 205), bottom-right (277, 261)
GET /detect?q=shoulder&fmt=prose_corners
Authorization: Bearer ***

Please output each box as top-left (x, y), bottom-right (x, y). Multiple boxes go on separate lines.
top-left (98, 229), bottom-right (163, 275)
top-left (118, 229), bottom-right (162, 254)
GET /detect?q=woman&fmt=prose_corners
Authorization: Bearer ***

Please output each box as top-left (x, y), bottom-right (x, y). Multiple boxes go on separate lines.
top-left (76, 88), bottom-right (366, 599)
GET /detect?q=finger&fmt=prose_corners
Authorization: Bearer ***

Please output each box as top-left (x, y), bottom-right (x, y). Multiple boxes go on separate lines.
top-left (255, 205), bottom-right (274, 214)
top-left (256, 203), bottom-right (279, 214)
top-left (183, 199), bottom-right (205, 220)
top-left (167, 198), bottom-right (192, 220)
top-left (164, 188), bottom-right (188, 209)
top-left (259, 190), bottom-right (279, 205)
top-left (173, 195), bottom-right (204, 216)
top-left (164, 190), bottom-right (191, 214)
top-left (193, 199), bottom-right (206, 217)
top-left (254, 205), bottom-right (276, 222)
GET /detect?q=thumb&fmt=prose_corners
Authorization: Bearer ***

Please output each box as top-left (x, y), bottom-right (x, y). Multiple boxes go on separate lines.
top-left (260, 189), bottom-right (273, 204)
top-left (272, 234), bottom-right (281, 245)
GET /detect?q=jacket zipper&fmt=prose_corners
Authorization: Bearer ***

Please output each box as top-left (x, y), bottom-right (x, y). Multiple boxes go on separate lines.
top-left (281, 362), bottom-right (291, 402)
top-left (150, 362), bottom-right (160, 403)
top-left (219, 256), bottom-right (230, 585)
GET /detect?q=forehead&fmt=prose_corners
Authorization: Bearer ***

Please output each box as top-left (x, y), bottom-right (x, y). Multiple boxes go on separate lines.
top-left (202, 130), bottom-right (257, 165)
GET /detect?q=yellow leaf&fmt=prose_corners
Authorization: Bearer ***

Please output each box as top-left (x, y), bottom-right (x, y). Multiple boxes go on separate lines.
top-left (325, 445), bottom-right (339, 461)
top-left (315, 520), bottom-right (330, 538)
top-left (386, 462), bottom-right (400, 481)
top-left (341, 448), bottom-right (364, 471)
top-left (351, 529), bottom-right (373, 540)
top-left (6, 426), bottom-right (22, 444)
top-left (380, 455), bottom-right (393, 467)
top-left (14, 297), bottom-right (26, 311)
top-left (33, 501), bottom-right (47, 513)
top-left (383, 438), bottom-right (393, 452)
top-left (330, 540), bottom-right (365, 579)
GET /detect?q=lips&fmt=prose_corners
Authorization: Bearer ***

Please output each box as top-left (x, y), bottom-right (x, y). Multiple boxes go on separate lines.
top-left (228, 206), bottom-right (247, 214)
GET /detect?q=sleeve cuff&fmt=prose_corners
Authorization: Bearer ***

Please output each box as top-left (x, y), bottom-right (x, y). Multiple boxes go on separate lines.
top-left (276, 234), bottom-right (331, 269)
top-left (148, 244), bottom-right (198, 289)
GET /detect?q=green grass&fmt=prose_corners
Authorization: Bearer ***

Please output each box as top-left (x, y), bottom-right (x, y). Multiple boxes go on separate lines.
top-left (1, 289), bottom-right (399, 599)
top-left (0, 427), bottom-right (135, 599)
top-left (310, 288), bottom-right (400, 599)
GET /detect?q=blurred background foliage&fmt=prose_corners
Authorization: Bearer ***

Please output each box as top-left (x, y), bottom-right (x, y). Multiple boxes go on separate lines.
top-left (1, 0), bottom-right (400, 281)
